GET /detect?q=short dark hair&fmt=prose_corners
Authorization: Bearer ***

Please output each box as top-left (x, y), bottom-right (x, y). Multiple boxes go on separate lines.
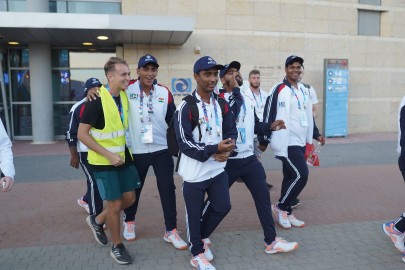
top-left (249, 69), bottom-right (260, 77)
top-left (104, 57), bottom-right (128, 76)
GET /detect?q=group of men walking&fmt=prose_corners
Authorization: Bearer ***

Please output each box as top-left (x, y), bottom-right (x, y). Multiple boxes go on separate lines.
top-left (66, 53), bottom-right (324, 269)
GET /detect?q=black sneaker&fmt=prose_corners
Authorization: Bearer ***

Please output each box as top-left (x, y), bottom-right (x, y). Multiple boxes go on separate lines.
top-left (291, 198), bottom-right (301, 209)
top-left (110, 243), bottom-right (134, 265)
top-left (86, 215), bottom-right (108, 245)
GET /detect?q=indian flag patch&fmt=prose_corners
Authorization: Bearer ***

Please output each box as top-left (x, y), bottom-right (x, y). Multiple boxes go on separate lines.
top-left (159, 97), bottom-right (164, 102)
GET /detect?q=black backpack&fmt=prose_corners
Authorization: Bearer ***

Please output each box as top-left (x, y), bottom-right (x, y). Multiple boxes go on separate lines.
top-left (166, 94), bottom-right (227, 170)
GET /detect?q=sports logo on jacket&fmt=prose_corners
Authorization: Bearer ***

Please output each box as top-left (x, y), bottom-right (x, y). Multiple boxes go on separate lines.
top-left (279, 101), bottom-right (285, 107)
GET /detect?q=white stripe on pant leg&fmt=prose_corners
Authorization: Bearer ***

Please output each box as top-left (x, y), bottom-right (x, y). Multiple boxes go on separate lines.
top-left (182, 183), bottom-right (192, 253)
top-left (201, 200), bottom-right (211, 221)
top-left (81, 159), bottom-right (97, 215)
top-left (280, 157), bottom-right (301, 204)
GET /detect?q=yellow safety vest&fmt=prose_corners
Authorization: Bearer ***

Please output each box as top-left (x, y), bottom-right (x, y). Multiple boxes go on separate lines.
top-left (88, 86), bottom-right (129, 165)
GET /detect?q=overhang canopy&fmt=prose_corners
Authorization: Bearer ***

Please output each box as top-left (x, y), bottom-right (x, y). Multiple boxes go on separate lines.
top-left (0, 12), bottom-right (194, 47)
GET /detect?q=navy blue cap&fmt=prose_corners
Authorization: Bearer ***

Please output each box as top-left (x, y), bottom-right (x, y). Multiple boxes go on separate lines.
top-left (193, 56), bottom-right (224, 74)
top-left (138, 54), bottom-right (159, 68)
top-left (84, 77), bottom-right (102, 91)
top-left (285, 55), bottom-right (304, 67)
top-left (219, 61), bottom-right (241, 78)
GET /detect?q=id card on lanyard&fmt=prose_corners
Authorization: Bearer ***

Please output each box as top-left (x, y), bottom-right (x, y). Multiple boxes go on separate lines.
top-left (140, 84), bottom-right (154, 144)
top-left (200, 93), bottom-right (221, 144)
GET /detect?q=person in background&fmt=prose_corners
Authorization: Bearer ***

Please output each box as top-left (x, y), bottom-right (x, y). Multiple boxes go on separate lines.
top-left (66, 77), bottom-right (103, 216)
top-left (382, 94), bottom-right (405, 263)
top-left (0, 119), bottom-right (15, 192)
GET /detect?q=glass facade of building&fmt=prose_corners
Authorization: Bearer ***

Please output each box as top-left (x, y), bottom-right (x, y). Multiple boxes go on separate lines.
top-left (5, 48), bottom-right (115, 138)
top-left (0, 0), bottom-right (121, 14)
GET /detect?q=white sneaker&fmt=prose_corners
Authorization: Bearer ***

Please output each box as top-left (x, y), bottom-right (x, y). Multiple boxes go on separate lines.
top-left (77, 197), bottom-right (90, 214)
top-left (203, 238), bottom-right (213, 261)
top-left (265, 237), bottom-right (299, 254)
top-left (383, 221), bottom-right (405, 252)
top-left (163, 229), bottom-right (188, 250)
top-left (190, 253), bottom-right (216, 270)
top-left (123, 221), bottom-right (136, 241)
top-left (271, 204), bottom-right (291, 229)
top-left (288, 214), bottom-right (305, 228)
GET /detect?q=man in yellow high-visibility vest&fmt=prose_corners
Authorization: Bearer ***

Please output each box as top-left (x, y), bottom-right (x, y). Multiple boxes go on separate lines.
top-left (78, 57), bottom-right (141, 265)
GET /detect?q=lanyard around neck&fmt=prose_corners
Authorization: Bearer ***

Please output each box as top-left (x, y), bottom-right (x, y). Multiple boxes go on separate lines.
top-left (238, 93), bottom-right (247, 123)
top-left (291, 86), bottom-right (306, 110)
top-left (252, 90), bottom-right (262, 108)
top-left (200, 93), bottom-right (220, 137)
top-left (139, 83), bottom-right (154, 124)
top-left (106, 84), bottom-right (124, 124)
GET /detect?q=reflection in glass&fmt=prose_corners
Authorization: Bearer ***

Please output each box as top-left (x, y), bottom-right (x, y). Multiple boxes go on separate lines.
top-left (12, 104), bottom-right (32, 136)
top-left (0, 1), bottom-right (7, 11)
top-left (54, 104), bottom-right (73, 136)
top-left (11, 70), bottom-right (30, 101)
top-left (51, 49), bottom-right (69, 67)
top-left (52, 69), bottom-right (106, 101)
top-left (49, 1), bottom-right (120, 14)
top-left (9, 49), bottom-right (29, 68)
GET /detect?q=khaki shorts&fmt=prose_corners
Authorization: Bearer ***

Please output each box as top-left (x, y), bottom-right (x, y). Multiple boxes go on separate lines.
top-left (94, 165), bottom-right (141, 201)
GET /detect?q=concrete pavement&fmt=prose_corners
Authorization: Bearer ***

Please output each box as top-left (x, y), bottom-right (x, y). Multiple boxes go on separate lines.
top-left (0, 133), bottom-right (404, 269)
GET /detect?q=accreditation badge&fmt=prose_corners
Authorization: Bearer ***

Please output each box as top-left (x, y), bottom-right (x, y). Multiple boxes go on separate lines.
top-left (299, 111), bottom-right (308, 127)
top-left (141, 124), bottom-right (153, 143)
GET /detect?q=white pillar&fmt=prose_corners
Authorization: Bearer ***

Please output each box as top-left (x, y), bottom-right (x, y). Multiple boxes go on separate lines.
top-left (29, 43), bottom-right (54, 143)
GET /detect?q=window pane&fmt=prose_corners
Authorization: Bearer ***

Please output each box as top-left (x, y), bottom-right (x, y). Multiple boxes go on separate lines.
top-left (67, 1), bottom-right (120, 14)
top-left (51, 49), bottom-right (69, 67)
top-left (52, 69), bottom-right (106, 101)
top-left (0, 1), bottom-right (7, 11)
top-left (54, 104), bottom-right (72, 136)
top-left (359, 0), bottom-right (381, 5)
top-left (358, 10), bottom-right (380, 36)
top-left (13, 104), bottom-right (32, 136)
top-left (7, 0), bottom-right (26, 12)
top-left (10, 70), bottom-right (30, 101)
top-left (9, 49), bottom-right (29, 68)
top-left (69, 52), bottom-right (115, 68)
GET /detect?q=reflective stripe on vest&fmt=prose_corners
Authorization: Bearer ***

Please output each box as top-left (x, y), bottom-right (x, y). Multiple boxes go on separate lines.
top-left (90, 129), bottom-right (125, 140)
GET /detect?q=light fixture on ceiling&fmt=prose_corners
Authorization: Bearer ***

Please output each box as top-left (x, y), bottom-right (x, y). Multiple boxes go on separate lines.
top-left (8, 41), bottom-right (19, 45)
top-left (97, 36), bottom-right (108, 40)
top-left (82, 42), bottom-right (93, 46)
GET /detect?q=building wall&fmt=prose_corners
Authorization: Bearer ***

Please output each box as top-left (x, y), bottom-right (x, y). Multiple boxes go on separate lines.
top-left (121, 0), bottom-right (405, 134)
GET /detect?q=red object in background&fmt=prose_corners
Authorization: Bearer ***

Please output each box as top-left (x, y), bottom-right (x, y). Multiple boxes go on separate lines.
top-left (305, 143), bottom-right (320, 166)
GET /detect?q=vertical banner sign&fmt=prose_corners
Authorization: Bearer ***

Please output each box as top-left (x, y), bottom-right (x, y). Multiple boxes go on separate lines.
top-left (323, 59), bottom-right (349, 137)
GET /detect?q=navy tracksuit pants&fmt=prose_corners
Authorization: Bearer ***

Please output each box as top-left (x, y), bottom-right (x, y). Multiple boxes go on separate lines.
top-left (183, 171), bottom-right (231, 257)
top-left (124, 149), bottom-right (177, 231)
top-left (202, 155), bottom-right (277, 244)
top-left (80, 152), bottom-right (103, 216)
top-left (276, 146), bottom-right (309, 214)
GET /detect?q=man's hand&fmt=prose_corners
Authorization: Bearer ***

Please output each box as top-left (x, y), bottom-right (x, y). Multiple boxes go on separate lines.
top-left (1, 176), bottom-right (14, 192)
top-left (107, 152), bottom-right (125, 167)
top-left (70, 153), bottom-right (80, 169)
top-left (86, 87), bottom-right (100, 101)
top-left (218, 138), bottom-right (235, 153)
top-left (271, 120), bottom-right (286, 131)
top-left (316, 136), bottom-right (326, 145)
top-left (213, 151), bottom-right (230, 162)
top-left (258, 144), bottom-right (267, 152)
